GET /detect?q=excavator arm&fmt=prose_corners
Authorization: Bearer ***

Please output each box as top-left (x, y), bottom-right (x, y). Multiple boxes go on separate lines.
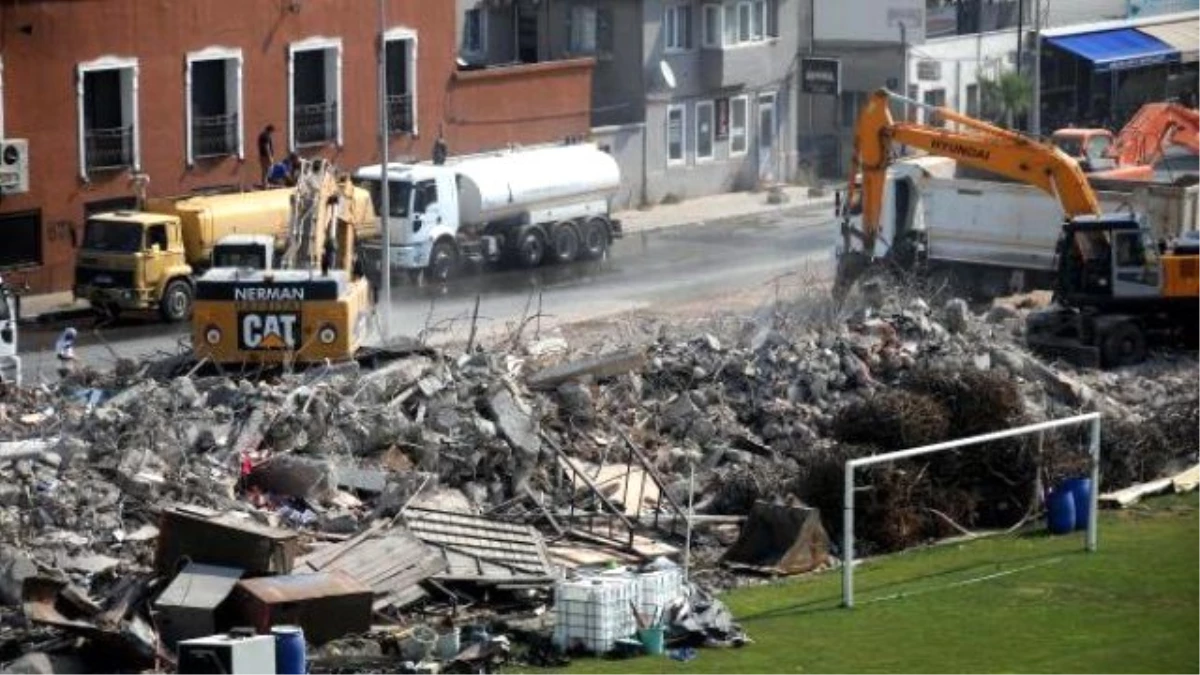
top-left (843, 89), bottom-right (1101, 260)
top-left (1112, 102), bottom-right (1199, 166)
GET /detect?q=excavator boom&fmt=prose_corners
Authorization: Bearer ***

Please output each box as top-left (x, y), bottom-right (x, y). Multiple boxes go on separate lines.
top-left (844, 89), bottom-right (1100, 259)
top-left (1112, 102), bottom-right (1199, 166)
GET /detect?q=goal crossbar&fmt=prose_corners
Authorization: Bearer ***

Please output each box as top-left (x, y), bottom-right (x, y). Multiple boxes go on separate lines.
top-left (842, 412), bottom-right (1102, 608)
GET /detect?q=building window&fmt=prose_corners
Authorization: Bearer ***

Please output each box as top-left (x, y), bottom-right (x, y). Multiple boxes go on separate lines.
top-left (76, 57), bottom-right (139, 178)
top-left (703, 5), bottom-right (720, 47)
top-left (463, 8), bottom-right (486, 55)
top-left (840, 91), bottom-right (868, 128)
top-left (186, 47), bottom-right (243, 165)
top-left (667, 104), bottom-right (686, 164)
top-left (965, 83), bottom-right (979, 118)
top-left (709, 1), bottom-right (775, 47)
top-left (730, 95), bottom-right (748, 155)
top-left (664, 4), bottom-right (693, 52)
top-left (568, 5), bottom-right (613, 57)
top-left (288, 37), bottom-right (343, 149)
top-left (0, 210), bottom-right (42, 269)
top-left (923, 88), bottom-right (946, 126)
top-left (385, 29), bottom-right (418, 136)
top-left (695, 101), bottom-right (714, 161)
top-left (758, 92), bottom-right (775, 150)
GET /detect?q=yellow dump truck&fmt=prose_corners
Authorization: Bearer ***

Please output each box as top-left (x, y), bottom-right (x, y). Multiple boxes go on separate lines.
top-left (74, 185), bottom-right (378, 322)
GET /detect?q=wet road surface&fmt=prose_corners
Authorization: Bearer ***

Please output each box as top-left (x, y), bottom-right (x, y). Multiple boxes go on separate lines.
top-left (19, 205), bottom-right (837, 377)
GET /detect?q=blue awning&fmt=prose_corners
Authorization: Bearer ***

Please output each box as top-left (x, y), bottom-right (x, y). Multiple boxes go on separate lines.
top-left (1046, 28), bottom-right (1180, 72)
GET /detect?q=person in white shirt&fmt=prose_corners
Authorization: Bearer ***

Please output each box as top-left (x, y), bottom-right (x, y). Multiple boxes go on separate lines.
top-left (55, 327), bottom-right (77, 378)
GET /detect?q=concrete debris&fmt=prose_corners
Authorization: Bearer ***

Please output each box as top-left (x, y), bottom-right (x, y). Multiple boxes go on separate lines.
top-left (0, 286), bottom-right (1192, 670)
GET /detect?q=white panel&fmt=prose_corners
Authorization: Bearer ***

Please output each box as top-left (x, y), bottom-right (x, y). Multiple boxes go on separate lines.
top-left (813, 0), bottom-right (924, 43)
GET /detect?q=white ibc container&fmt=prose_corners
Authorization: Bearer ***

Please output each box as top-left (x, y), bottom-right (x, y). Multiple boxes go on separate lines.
top-left (638, 567), bottom-right (684, 619)
top-left (552, 574), bottom-right (641, 654)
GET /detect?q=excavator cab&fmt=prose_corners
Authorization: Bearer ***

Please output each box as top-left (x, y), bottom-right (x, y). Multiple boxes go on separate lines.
top-left (1056, 216), bottom-right (1159, 303)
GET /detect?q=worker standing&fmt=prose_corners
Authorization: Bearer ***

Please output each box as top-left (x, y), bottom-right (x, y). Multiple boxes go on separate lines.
top-left (257, 124), bottom-right (276, 188)
top-left (54, 327), bottom-right (78, 379)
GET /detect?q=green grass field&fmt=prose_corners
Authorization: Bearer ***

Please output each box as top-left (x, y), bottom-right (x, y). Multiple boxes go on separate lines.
top-left (549, 494), bottom-right (1199, 674)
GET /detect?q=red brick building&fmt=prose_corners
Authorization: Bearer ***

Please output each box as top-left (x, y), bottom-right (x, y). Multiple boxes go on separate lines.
top-left (0, 0), bottom-right (593, 295)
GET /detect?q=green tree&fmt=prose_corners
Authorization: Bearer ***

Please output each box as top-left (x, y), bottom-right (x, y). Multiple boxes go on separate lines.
top-left (978, 70), bottom-right (1033, 128)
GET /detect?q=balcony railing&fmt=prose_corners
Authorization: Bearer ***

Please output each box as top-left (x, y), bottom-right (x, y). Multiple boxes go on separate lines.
top-left (294, 101), bottom-right (338, 146)
top-left (387, 94), bottom-right (414, 134)
top-left (85, 126), bottom-right (133, 171)
top-left (192, 112), bottom-right (239, 158)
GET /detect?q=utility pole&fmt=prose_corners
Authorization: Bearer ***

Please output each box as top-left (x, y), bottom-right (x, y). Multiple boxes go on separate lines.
top-left (1016, 0), bottom-right (1025, 77)
top-left (377, 0), bottom-right (392, 339)
top-left (1031, 0), bottom-right (1043, 136)
top-left (899, 21), bottom-right (909, 119)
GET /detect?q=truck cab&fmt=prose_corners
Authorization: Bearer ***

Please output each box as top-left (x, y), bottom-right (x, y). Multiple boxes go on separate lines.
top-left (1050, 129), bottom-right (1117, 172)
top-left (74, 211), bottom-right (194, 322)
top-left (353, 165), bottom-right (462, 280)
top-left (0, 276), bottom-right (20, 386)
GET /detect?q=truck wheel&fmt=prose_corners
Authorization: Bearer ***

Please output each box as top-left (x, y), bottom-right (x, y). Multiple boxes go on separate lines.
top-left (580, 218), bottom-right (609, 260)
top-left (428, 240), bottom-right (458, 283)
top-left (1101, 322), bottom-right (1146, 368)
top-left (160, 280), bottom-right (193, 323)
top-left (515, 230), bottom-right (546, 268)
top-left (551, 223), bottom-right (581, 264)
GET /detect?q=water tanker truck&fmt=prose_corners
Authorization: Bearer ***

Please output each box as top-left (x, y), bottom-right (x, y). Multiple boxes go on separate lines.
top-left (354, 143), bottom-right (622, 282)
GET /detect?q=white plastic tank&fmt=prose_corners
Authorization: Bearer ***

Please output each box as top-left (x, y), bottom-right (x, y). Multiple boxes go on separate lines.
top-left (454, 144), bottom-right (621, 226)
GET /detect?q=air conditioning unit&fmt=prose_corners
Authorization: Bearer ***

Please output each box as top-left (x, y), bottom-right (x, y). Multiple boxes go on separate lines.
top-left (0, 139), bottom-right (29, 195)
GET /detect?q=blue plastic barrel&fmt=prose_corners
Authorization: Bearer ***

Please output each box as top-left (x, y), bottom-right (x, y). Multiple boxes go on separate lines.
top-left (272, 625), bottom-right (307, 675)
top-left (1047, 486), bottom-right (1076, 535)
top-left (1063, 477), bottom-right (1092, 531)
top-left (638, 627), bottom-right (666, 655)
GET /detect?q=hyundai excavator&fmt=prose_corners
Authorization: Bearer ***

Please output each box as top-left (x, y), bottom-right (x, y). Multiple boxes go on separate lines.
top-left (1052, 102), bottom-right (1199, 180)
top-left (190, 159), bottom-right (378, 367)
top-left (837, 89), bottom-right (1199, 368)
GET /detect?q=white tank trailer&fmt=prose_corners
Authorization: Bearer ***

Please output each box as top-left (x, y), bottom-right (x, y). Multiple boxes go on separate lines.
top-left (355, 143), bottom-right (622, 282)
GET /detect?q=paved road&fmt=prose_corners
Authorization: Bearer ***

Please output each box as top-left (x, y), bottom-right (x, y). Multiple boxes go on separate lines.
top-left (18, 205), bottom-right (837, 379)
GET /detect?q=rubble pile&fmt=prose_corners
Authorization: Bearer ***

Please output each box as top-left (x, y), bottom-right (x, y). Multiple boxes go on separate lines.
top-left (0, 289), bottom-right (1194, 671)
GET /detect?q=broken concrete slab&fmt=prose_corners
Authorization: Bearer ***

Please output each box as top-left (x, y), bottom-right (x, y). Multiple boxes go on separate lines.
top-left (249, 455), bottom-right (337, 501)
top-left (721, 499), bottom-right (831, 575)
top-left (488, 387), bottom-right (540, 459)
top-left (0, 437), bottom-right (61, 465)
top-left (334, 464), bottom-right (389, 495)
top-left (0, 546), bottom-right (39, 607)
top-left (0, 652), bottom-right (88, 675)
top-left (526, 349), bottom-right (646, 390)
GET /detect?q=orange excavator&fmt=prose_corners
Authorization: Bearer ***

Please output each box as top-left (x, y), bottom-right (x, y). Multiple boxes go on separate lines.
top-left (837, 89), bottom-right (1199, 367)
top-left (1050, 102), bottom-right (1199, 180)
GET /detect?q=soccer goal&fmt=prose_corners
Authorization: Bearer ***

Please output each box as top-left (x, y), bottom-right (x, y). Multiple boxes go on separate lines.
top-left (841, 411), bottom-right (1102, 608)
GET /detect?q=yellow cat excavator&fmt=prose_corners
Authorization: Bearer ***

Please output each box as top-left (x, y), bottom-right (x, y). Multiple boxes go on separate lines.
top-left (191, 159), bottom-right (375, 367)
top-left (837, 89), bottom-right (1198, 368)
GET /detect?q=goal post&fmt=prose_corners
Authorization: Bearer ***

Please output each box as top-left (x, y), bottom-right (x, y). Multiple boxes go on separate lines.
top-left (842, 412), bottom-right (1102, 608)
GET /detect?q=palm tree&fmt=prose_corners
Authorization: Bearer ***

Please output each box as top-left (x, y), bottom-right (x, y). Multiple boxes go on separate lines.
top-left (978, 71), bottom-right (1033, 129)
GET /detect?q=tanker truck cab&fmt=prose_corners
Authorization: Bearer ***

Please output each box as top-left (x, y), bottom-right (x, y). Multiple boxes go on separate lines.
top-left (75, 211), bottom-right (193, 322)
top-left (355, 164), bottom-right (462, 281)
